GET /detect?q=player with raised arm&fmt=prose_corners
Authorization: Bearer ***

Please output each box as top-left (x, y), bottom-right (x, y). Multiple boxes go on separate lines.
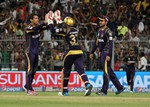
top-left (23, 12), bottom-right (54, 96)
top-left (49, 15), bottom-right (93, 96)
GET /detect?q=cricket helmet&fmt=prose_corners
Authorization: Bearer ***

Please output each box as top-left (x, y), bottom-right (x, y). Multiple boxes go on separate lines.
top-left (64, 17), bottom-right (74, 26)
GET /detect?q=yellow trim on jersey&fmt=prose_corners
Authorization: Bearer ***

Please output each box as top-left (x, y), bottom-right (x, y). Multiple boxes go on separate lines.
top-left (104, 60), bottom-right (108, 75)
top-left (68, 50), bottom-right (83, 55)
top-left (96, 38), bottom-right (99, 46)
top-left (26, 30), bottom-right (34, 33)
top-left (63, 50), bottom-right (83, 63)
top-left (25, 53), bottom-right (31, 72)
top-left (42, 26), bottom-right (47, 28)
top-left (56, 34), bottom-right (66, 37)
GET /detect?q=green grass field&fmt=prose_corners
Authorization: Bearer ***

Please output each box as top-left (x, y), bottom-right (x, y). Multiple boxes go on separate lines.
top-left (0, 92), bottom-right (150, 107)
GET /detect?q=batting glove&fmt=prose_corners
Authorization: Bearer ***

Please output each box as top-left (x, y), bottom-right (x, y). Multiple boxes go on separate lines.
top-left (54, 10), bottom-right (62, 24)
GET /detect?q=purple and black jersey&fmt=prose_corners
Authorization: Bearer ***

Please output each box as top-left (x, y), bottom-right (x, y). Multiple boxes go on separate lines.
top-left (56, 28), bottom-right (82, 51)
top-left (123, 55), bottom-right (137, 67)
top-left (57, 27), bottom-right (90, 93)
top-left (91, 27), bottom-right (113, 57)
top-left (25, 23), bottom-right (49, 54)
top-left (65, 28), bottom-right (81, 50)
top-left (90, 26), bottom-right (124, 94)
top-left (24, 22), bottom-right (49, 91)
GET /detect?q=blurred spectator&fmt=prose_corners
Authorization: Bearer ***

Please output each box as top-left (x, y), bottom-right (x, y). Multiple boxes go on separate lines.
top-left (15, 25), bottom-right (23, 39)
top-left (138, 52), bottom-right (148, 71)
top-left (117, 20), bottom-right (129, 40)
top-left (43, 29), bottom-right (52, 41)
top-left (140, 30), bottom-right (149, 40)
top-left (130, 31), bottom-right (140, 42)
top-left (10, 50), bottom-right (17, 67)
top-left (16, 1), bottom-right (28, 22)
top-left (1, 45), bottom-right (10, 70)
top-left (17, 50), bottom-right (24, 70)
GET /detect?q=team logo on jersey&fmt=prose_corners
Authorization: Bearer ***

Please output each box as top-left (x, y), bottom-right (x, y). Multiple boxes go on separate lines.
top-left (32, 34), bottom-right (40, 38)
top-left (70, 31), bottom-right (78, 35)
top-left (98, 39), bottom-right (104, 42)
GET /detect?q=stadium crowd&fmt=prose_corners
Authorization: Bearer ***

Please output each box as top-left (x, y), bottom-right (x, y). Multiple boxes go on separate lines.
top-left (0, 0), bottom-right (150, 71)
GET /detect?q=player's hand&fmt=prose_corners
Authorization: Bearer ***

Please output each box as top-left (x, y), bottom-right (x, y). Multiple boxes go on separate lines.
top-left (54, 10), bottom-right (62, 24)
top-left (46, 11), bottom-right (54, 24)
top-left (90, 54), bottom-right (94, 60)
top-left (44, 13), bottom-right (49, 24)
top-left (106, 56), bottom-right (110, 61)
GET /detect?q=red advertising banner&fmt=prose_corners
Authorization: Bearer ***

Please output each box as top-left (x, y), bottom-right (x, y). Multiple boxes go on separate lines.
top-left (0, 71), bottom-right (82, 88)
top-left (0, 71), bottom-right (25, 87)
top-left (32, 72), bottom-right (82, 87)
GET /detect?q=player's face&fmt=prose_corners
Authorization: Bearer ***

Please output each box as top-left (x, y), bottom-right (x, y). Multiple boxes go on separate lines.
top-left (129, 50), bottom-right (134, 55)
top-left (31, 15), bottom-right (39, 25)
top-left (99, 20), bottom-right (107, 27)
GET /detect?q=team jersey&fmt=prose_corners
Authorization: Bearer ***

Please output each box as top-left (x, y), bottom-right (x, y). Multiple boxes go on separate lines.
top-left (123, 55), bottom-right (137, 67)
top-left (25, 23), bottom-right (49, 54)
top-left (56, 28), bottom-right (82, 51)
top-left (91, 27), bottom-right (113, 57)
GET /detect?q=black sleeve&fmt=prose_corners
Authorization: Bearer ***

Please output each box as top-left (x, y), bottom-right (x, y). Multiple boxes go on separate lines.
top-left (26, 23), bottom-right (49, 35)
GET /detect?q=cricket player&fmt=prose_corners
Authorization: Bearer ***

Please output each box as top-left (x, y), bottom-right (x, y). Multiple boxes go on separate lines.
top-left (53, 16), bottom-right (93, 96)
top-left (90, 15), bottom-right (125, 95)
top-left (123, 47), bottom-right (137, 93)
top-left (23, 12), bottom-right (54, 96)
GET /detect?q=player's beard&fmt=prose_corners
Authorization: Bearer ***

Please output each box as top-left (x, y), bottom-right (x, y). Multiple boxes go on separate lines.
top-left (100, 24), bottom-right (106, 29)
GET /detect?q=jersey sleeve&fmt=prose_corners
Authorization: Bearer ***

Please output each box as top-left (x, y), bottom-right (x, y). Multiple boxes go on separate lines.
top-left (26, 23), bottom-right (49, 35)
top-left (107, 29), bottom-right (113, 57)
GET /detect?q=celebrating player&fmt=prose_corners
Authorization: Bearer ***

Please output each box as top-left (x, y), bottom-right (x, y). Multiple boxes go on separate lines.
top-left (90, 15), bottom-right (125, 95)
top-left (23, 12), bottom-right (54, 96)
top-left (51, 16), bottom-right (93, 96)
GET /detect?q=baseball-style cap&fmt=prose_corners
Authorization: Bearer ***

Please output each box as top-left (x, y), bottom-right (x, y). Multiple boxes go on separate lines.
top-left (97, 15), bottom-right (109, 22)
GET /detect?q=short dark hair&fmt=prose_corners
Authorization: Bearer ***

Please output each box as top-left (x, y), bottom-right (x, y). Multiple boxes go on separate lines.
top-left (29, 13), bottom-right (39, 20)
top-left (140, 52), bottom-right (145, 57)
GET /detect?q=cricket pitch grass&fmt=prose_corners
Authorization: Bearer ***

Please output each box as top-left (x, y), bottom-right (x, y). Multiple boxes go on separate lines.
top-left (0, 92), bottom-right (150, 107)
